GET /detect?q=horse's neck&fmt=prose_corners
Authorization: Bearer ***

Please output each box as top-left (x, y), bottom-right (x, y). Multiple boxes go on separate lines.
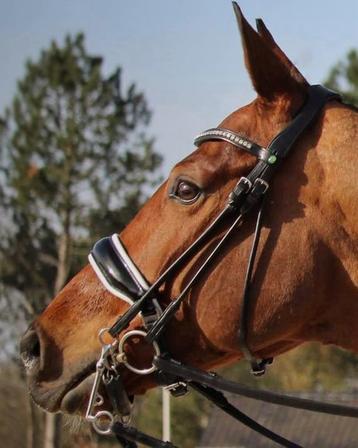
top-left (317, 104), bottom-right (358, 272)
top-left (310, 103), bottom-right (358, 351)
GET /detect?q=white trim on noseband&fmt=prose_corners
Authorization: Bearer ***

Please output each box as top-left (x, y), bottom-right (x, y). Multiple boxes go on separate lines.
top-left (111, 234), bottom-right (150, 291)
top-left (88, 234), bottom-right (160, 326)
top-left (88, 253), bottom-right (135, 306)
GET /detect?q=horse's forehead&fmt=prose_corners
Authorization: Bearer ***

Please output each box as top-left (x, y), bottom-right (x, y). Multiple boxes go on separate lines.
top-left (171, 105), bottom-right (258, 181)
top-left (220, 105), bottom-right (253, 129)
top-left (172, 143), bottom-right (244, 182)
top-left (218, 100), bottom-right (292, 148)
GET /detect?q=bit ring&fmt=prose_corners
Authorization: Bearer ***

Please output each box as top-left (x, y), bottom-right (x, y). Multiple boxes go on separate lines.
top-left (118, 330), bottom-right (160, 375)
top-left (92, 411), bottom-right (114, 435)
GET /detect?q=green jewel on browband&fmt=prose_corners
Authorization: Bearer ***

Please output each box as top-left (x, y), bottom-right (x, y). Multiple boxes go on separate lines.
top-left (268, 154), bottom-right (277, 164)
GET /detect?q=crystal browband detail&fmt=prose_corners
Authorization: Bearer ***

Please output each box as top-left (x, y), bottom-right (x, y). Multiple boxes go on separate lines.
top-left (194, 127), bottom-right (270, 162)
top-left (195, 128), bottom-right (253, 148)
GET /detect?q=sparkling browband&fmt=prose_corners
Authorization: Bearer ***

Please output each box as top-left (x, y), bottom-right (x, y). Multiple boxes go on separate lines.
top-left (194, 127), bottom-right (270, 162)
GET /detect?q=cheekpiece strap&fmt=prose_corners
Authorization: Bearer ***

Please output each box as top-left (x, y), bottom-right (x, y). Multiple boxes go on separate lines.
top-left (194, 128), bottom-right (270, 162)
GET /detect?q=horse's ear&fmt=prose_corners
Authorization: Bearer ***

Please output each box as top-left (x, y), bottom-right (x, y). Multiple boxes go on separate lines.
top-left (255, 18), bottom-right (307, 87)
top-left (233, 3), bottom-right (308, 104)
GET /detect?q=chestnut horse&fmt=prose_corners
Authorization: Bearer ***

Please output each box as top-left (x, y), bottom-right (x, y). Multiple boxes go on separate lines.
top-left (20, 1), bottom-right (357, 434)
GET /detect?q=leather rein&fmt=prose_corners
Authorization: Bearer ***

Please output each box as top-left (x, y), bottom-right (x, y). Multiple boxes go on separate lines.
top-left (84, 86), bottom-right (358, 448)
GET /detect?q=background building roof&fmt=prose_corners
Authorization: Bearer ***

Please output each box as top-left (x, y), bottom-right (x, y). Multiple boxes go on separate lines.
top-left (198, 392), bottom-right (358, 448)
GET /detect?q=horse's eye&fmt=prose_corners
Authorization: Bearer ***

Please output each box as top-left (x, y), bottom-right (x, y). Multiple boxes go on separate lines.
top-left (171, 180), bottom-right (201, 203)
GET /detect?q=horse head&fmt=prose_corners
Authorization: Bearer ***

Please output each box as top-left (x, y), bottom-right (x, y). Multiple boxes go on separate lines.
top-left (20, 3), bottom-right (358, 426)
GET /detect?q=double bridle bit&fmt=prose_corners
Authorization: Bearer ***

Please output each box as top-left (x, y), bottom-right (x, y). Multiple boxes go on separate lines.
top-left (85, 328), bottom-right (161, 435)
top-left (84, 86), bottom-right (356, 448)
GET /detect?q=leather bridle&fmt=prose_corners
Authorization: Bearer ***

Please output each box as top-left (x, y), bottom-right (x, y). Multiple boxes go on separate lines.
top-left (83, 85), bottom-right (358, 448)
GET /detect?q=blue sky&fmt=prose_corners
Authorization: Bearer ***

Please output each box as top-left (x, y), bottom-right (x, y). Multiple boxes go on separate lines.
top-left (1, 0), bottom-right (357, 173)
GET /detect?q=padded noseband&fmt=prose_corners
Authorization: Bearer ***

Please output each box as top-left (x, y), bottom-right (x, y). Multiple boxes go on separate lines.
top-left (89, 235), bottom-right (149, 305)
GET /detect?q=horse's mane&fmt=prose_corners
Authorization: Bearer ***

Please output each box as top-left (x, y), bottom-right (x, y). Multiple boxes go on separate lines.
top-left (341, 100), bottom-right (358, 113)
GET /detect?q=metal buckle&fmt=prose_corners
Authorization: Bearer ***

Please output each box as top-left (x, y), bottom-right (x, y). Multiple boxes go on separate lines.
top-left (164, 381), bottom-right (188, 397)
top-left (250, 357), bottom-right (273, 377)
top-left (238, 176), bottom-right (253, 191)
top-left (253, 178), bottom-right (269, 194)
top-left (142, 298), bottom-right (163, 328)
top-left (143, 312), bottom-right (159, 328)
top-left (228, 176), bottom-right (253, 208)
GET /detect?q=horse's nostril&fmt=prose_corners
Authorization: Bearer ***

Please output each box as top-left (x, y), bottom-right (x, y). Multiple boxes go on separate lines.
top-left (20, 327), bottom-right (41, 371)
top-left (31, 339), bottom-right (40, 357)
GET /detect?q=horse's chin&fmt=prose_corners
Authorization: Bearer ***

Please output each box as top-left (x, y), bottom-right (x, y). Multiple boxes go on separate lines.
top-left (60, 372), bottom-right (96, 415)
top-left (29, 371), bottom-right (109, 417)
top-left (28, 366), bottom-right (97, 415)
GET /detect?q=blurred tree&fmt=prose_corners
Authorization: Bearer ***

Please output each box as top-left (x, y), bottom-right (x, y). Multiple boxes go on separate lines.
top-left (325, 49), bottom-right (358, 105)
top-left (0, 32), bottom-right (162, 448)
